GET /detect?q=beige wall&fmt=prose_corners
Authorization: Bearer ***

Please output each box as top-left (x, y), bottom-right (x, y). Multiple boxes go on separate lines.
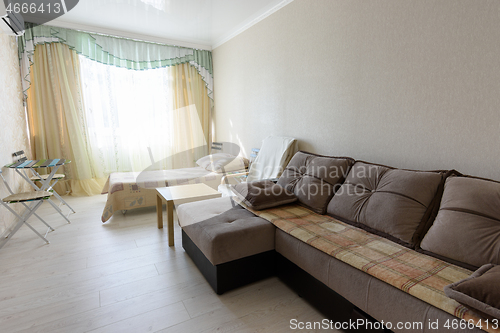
top-left (213, 0), bottom-right (500, 180)
top-left (0, 34), bottom-right (31, 236)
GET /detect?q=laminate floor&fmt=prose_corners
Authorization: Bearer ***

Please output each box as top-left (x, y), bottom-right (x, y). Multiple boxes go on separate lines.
top-left (0, 195), bottom-right (336, 333)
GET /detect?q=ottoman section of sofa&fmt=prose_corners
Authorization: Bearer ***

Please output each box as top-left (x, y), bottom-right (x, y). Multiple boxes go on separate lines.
top-left (177, 196), bottom-right (235, 228)
top-left (181, 201), bottom-right (276, 294)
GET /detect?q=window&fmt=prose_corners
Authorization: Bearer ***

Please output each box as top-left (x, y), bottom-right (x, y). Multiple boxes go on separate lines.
top-left (79, 56), bottom-right (207, 173)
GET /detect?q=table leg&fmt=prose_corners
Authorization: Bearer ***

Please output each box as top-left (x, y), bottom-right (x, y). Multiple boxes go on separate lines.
top-left (156, 194), bottom-right (163, 229)
top-left (167, 200), bottom-right (174, 246)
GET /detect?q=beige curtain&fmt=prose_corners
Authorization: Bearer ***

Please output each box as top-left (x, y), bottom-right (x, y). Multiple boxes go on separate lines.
top-left (26, 46), bottom-right (213, 194)
top-left (169, 63), bottom-right (213, 167)
top-left (27, 43), bottom-right (106, 196)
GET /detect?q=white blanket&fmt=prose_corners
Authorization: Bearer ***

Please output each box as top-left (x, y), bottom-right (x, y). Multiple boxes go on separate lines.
top-left (246, 136), bottom-right (298, 182)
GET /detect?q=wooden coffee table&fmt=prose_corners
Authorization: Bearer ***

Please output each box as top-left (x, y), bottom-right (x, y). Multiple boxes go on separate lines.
top-left (156, 183), bottom-right (222, 246)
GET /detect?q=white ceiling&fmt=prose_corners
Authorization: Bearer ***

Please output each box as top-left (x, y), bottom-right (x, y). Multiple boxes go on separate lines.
top-left (49, 0), bottom-right (292, 50)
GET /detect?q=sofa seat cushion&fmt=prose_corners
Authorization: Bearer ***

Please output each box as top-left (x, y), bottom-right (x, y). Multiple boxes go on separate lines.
top-left (420, 176), bottom-right (500, 269)
top-left (177, 196), bottom-right (235, 228)
top-left (275, 230), bottom-right (484, 333)
top-left (326, 161), bottom-right (444, 248)
top-left (182, 204), bottom-right (275, 265)
top-left (241, 202), bottom-right (490, 327)
top-left (231, 180), bottom-right (297, 210)
top-left (277, 151), bottom-right (354, 214)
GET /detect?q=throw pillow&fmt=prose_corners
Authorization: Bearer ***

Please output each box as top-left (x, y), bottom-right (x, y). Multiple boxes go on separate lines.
top-left (196, 153), bottom-right (249, 173)
top-left (231, 180), bottom-right (297, 210)
top-left (444, 264), bottom-right (500, 320)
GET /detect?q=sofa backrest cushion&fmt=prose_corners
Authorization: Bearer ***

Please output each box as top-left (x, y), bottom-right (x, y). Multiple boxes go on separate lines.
top-left (326, 161), bottom-right (444, 248)
top-left (277, 151), bottom-right (354, 214)
top-left (420, 176), bottom-right (500, 269)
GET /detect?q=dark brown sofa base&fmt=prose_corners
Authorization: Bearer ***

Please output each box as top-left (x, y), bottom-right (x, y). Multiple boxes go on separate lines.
top-left (182, 229), bottom-right (389, 332)
top-left (182, 230), bottom-right (276, 295)
top-left (276, 253), bottom-right (391, 332)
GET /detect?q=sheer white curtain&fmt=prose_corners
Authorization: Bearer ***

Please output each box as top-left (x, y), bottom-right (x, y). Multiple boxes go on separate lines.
top-left (79, 56), bottom-right (207, 174)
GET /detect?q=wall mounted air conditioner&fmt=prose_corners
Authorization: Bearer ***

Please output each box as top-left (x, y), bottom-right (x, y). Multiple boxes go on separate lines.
top-left (0, 1), bottom-right (24, 36)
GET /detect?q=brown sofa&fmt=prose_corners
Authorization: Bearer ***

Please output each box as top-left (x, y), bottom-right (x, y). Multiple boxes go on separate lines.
top-left (177, 151), bottom-right (500, 332)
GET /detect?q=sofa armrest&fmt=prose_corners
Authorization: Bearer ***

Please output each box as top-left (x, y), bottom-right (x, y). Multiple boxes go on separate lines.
top-left (220, 172), bottom-right (249, 186)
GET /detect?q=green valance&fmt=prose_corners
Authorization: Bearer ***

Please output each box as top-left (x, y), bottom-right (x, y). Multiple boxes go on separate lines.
top-left (18, 23), bottom-right (213, 99)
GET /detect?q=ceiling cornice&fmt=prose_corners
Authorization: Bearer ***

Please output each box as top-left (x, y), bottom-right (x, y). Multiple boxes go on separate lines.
top-left (48, 0), bottom-right (294, 51)
top-left (212, 0), bottom-right (294, 49)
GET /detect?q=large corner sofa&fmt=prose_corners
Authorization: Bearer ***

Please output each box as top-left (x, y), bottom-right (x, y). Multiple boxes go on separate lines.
top-left (177, 151), bottom-right (500, 333)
